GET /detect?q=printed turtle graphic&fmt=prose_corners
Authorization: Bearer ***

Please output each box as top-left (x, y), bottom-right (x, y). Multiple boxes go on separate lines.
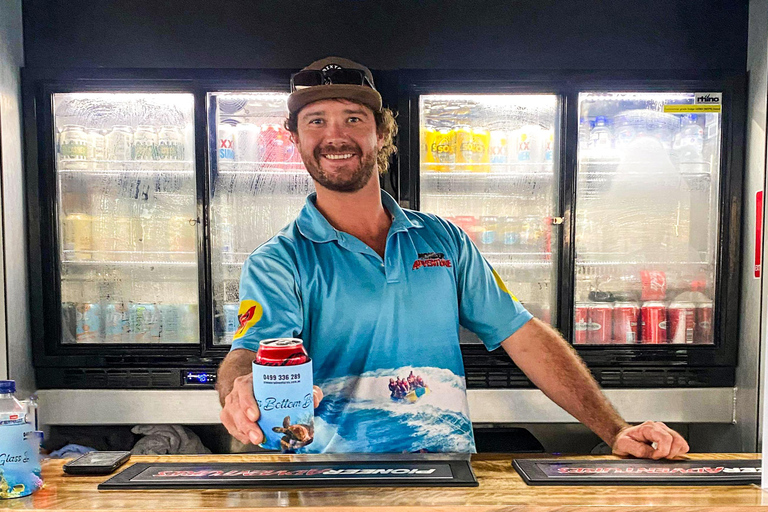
top-left (273, 415), bottom-right (314, 453)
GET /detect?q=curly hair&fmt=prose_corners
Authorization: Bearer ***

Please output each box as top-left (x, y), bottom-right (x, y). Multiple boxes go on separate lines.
top-left (284, 100), bottom-right (398, 174)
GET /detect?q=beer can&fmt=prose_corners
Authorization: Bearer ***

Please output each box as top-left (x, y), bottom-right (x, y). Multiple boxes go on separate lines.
top-left (76, 302), bottom-right (101, 343)
top-left (479, 216), bottom-right (498, 249)
top-left (472, 127), bottom-right (491, 172)
top-left (695, 301), bottom-right (713, 344)
top-left (455, 125), bottom-right (474, 171)
top-left (641, 301), bottom-right (667, 344)
top-left (87, 129), bottom-right (106, 166)
top-left (252, 338), bottom-right (314, 452)
top-left (573, 302), bottom-right (590, 344)
top-left (490, 130), bottom-right (509, 165)
top-left (129, 303), bottom-right (160, 343)
top-left (587, 302), bottom-right (613, 344)
top-left (613, 302), bottom-right (639, 344)
top-left (668, 301), bottom-right (696, 344)
top-left (63, 213), bottom-right (93, 261)
top-left (58, 124), bottom-right (89, 170)
top-left (133, 125), bottom-right (158, 161)
top-left (104, 302), bottom-right (130, 343)
top-left (430, 126), bottom-right (456, 172)
top-left (175, 303), bottom-right (199, 343)
top-left (158, 125), bottom-right (184, 161)
top-left (218, 123), bottom-right (236, 163)
top-left (235, 123), bottom-right (260, 164)
top-left (105, 125), bottom-right (133, 162)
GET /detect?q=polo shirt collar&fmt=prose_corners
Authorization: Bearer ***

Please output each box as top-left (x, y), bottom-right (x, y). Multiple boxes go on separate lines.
top-left (296, 190), bottom-right (421, 243)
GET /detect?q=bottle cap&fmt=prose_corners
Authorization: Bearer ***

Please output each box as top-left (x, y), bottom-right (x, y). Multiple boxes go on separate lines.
top-left (0, 380), bottom-right (16, 393)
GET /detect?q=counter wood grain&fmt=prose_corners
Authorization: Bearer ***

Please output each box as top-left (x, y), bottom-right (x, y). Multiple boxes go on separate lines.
top-left (5, 453), bottom-right (767, 511)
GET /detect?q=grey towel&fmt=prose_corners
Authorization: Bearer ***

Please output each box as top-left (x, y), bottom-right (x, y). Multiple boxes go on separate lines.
top-left (130, 425), bottom-right (211, 455)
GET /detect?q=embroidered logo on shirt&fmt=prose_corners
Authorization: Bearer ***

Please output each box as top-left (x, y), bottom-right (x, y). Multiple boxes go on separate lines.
top-left (233, 300), bottom-right (264, 341)
top-left (412, 252), bottom-right (452, 271)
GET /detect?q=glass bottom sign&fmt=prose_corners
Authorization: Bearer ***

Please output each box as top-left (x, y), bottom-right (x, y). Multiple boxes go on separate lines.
top-left (98, 458), bottom-right (478, 489)
top-left (513, 459), bottom-right (761, 486)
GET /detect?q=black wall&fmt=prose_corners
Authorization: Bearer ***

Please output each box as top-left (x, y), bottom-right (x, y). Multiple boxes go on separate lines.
top-left (23, 0), bottom-right (748, 71)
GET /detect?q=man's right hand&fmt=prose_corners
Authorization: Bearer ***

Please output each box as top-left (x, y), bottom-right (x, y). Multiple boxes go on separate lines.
top-left (220, 373), bottom-right (324, 445)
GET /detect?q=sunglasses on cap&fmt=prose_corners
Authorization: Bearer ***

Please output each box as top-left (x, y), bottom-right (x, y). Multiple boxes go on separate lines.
top-left (290, 68), bottom-right (375, 92)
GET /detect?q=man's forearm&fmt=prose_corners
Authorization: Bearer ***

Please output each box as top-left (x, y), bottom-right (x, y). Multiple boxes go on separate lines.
top-left (216, 348), bottom-right (257, 406)
top-left (501, 318), bottom-right (629, 446)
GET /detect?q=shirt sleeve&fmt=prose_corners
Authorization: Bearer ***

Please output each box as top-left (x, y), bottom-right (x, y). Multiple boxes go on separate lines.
top-left (229, 250), bottom-right (303, 353)
top-left (448, 221), bottom-right (534, 351)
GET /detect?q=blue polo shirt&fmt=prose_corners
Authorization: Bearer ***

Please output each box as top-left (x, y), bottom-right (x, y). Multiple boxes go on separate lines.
top-left (231, 190), bottom-right (532, 453)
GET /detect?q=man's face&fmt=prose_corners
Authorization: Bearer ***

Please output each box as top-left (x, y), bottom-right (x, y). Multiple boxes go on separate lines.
top-left (293, 99), bottom-right (384, 193)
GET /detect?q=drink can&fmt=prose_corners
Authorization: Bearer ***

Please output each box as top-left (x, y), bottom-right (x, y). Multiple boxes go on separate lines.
top-left (429, 126), bottom-right (456, 172)
top-left (512, 126), bottom-right (533, 162)
top-left (129, 303), bottom-right (160, 343)
top-left (544, 128), bottom-right (555, 162)
top-left (613, 302), bottom-right (639, 344)
top-left (158, 125), bottom-right (184, 161)
top-left (76, 302), bottom-right (101, 343)
top-left (472, 127), bottom-right (491, 172)
top-left (133, 125), bottom-right (158, 160)
top-left (234, 123), bottom-right (260, 163)
top-left (452, 215), bottom-right (479, 243)
top-left (87, 129), bottom-right (106, 166)
top-left (479, 216), bottom-right (498, 249)
top-left (58, 124), bottom-right (89, 170)
top-left (500, 216), bottom-right (520, 248)
top-left (63, 213), bottom-right (93, 261)
top-left (490, 130), bottom-right (508, 165)
top-left (574, 302), bottom-right (590, 344)
top-left (668, 301), bottom-right (696, 344)
top-left (641, 301), bottom-right (667, 343)
top-left (588, 302), bottom-right (613, 344)
top-left (252, 338), bottom-right (314, 452)
top-left (259, 124), bottom-right (290, 163)
top-left (695, 301), bottom-right (713, 344)
top-left (455, 125), bottom-right (474, 171)
top-left (218, 123), bottom-right (236, 162)
top-left (105, 125), bottom-right (133, 162)
top-left (61, 301), bottom-right (77, 344)
top-left (104, 302), bottom-right (130, 343)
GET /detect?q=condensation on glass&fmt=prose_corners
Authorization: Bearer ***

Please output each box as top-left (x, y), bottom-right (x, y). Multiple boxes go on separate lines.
top-left (208, 93), bottom-right (314, 346)
top-left (54, 93), bottom-right (199, 344)
top-left (573, 92), bottom-right (720, 346)
top-left (418, 94), bottom-right (560, 342)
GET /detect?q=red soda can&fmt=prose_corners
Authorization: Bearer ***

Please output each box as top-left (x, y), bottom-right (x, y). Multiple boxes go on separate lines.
top-left (613, 302), bottom-right (639, 344)
top-left (255, 338), bottom-right (310, 366)
top-left (668, 302), bottom-right (696, 344)
top-left (641, 301), bottom-right (667, 343)
top-left (695, 301), bottom-right (713, 344)
top-left (588, 303), bottom-right (613, 344)
top-left (574, 303), bottom-right (590, 344)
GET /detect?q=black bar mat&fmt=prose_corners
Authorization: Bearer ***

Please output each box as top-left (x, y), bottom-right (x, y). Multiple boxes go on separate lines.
top-left (99, 457), bottom-right (478, 489)
top-left (513, 458), bottom-right (761, 486)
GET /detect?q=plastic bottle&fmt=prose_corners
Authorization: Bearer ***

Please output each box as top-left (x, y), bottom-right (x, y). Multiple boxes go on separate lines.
top-left (590, 116), bottom-right (613, 151)
top-left (0, 381), bottom-right (43, 499)
top-left (676, 114), bottom-right (704, 168)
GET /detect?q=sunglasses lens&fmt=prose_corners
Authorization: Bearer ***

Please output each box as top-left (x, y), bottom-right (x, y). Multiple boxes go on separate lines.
top-left (327, 69), bottom-right (366, 86)
top-left (292, 70), bottom-right (324, 90)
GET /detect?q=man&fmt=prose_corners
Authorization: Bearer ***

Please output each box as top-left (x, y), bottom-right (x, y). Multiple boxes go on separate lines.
top-left (218, 57), bottom-right (689, 458)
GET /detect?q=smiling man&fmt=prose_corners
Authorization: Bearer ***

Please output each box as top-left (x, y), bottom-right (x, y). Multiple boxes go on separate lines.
top-left (216, 57), bottom-right (689, 458)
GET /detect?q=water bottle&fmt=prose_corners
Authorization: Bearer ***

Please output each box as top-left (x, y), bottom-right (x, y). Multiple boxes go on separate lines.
top-left (0, 381), bottom-right (43, 499)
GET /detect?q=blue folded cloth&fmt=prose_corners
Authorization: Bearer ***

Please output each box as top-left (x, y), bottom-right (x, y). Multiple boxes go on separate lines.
top-left (48, 443), bottom-right (96, 458)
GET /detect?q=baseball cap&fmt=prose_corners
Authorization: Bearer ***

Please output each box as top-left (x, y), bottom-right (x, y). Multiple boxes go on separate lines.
top-left (287, 57), bottom-right (383, 115)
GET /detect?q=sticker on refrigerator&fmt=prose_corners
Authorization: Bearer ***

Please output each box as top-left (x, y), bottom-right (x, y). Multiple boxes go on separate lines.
top-left (663, 93), bottom-right (722, 113)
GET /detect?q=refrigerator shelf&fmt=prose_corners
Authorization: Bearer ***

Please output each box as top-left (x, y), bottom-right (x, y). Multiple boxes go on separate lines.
top-left (575, 260), bottom-right (712, 267)
top-left (421, 168), bottom-right (554, 177)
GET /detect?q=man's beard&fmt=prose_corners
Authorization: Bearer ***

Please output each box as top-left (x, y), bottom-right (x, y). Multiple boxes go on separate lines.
top-left (301, 143), bottom-right (378, 193)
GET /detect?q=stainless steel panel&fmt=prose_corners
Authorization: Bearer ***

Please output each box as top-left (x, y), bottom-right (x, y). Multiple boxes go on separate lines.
top-left (37, 388), bottom-right (736, 426)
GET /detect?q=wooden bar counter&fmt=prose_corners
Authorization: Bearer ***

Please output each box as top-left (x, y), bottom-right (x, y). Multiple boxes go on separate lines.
top-left (8, 453), bottom-right (767, 511)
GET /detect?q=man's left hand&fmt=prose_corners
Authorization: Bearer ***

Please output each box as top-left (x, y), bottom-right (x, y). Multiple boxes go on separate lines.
top-left (612, 421), bottom-right (690, 459)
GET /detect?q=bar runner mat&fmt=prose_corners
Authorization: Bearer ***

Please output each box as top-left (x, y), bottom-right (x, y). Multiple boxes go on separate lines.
top-left (98, 458), bottom-right (478, 489)
top-left (513, 458), bottom-right (761, 486)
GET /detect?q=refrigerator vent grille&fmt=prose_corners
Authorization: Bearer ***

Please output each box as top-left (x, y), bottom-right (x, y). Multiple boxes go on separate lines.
top-left (61, 369), bottom-right (178, 388)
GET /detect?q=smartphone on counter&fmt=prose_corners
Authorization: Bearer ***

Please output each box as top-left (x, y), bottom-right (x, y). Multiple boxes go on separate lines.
top-left (63, 451), bottom-right (131, 475)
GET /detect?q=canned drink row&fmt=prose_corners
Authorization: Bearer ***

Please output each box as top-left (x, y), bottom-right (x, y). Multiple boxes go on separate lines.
top-left (573, 300), bottom-right (713, 345)
top-left (218, 122), bottom-right (299, 165)
top-left (446, 215), bottom-right (548, 252)
top-left (61, 301), bottom-right (198, 344)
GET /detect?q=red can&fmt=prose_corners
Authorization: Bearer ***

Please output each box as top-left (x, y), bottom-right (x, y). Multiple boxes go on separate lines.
top-left (695, 301), bottom-right (713, 344)
top-left (255, 338), bottom-right (310, 366)
top-left (668, 302), bottom-right (696, 344)
top-left (641, 301), bottom-right (667, 344)
top-left (613, 302), bottom-right (639, 344)
top-left (588, 303), bottom-right (613, 344)
top-left (574, 303), bottom-right (590, 344)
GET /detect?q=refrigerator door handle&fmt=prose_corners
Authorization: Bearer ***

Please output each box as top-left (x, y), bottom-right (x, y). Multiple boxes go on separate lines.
top-left (551, 216), bottom-right (565, 225)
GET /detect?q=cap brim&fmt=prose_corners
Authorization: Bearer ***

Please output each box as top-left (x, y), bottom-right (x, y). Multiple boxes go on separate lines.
top-left (288, 85), bottom-right (382, 115)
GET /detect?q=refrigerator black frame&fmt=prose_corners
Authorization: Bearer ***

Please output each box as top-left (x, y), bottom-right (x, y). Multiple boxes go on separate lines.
top-left (22, 68), bottom-right (745, 389)
top-left (398, 70), bottom-right (745, 387)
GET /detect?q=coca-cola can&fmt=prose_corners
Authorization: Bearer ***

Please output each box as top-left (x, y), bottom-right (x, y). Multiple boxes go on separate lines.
top-left (695, 301), bottom-right (713, 344)
top-left (574, 303), bottom-right (590, 345)
top-left (255, 338), bottom-right (310, 366)
top-left (588, 303), bottom-right (613, 344)
top-left (641, 301), bottom-right (667, 344)
top-left (613, 302), bottom-right (639, 344)
top-left (668, 301), bottom-right (696, 344)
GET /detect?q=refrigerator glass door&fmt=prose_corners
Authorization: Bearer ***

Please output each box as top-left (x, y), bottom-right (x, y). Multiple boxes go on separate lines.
top-left (574, 92), bottom-right (720, 346)
top-left (208, 92), bottom-right (313, 346)
top-left (54, 93), bottom-right (199, 344)
top-left (418, 94), bottom-right (560, 341)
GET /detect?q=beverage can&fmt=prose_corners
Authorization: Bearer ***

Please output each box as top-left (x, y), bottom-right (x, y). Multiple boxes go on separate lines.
top-left (63, 213), bottom-right (93, 261)
top-left (479, 216), bottom-right (498, 249)
top-left (695, 301), bottom-right (713, 344)
top-left (573, 302), bottom-right (590, 344)
top-left (489, 130), bottom-right (509, 165)
top-left (133, 125), bottom-right (158, 161)
top-left (452, 215), bottom-right (480, 243)
top-left (58, 124), bottom-right (89, 170)
top-left (641, 301), bottom-right (667, 344)
top-left (105, 125), bottom-right (133, 162)
top-left (455, 125), bottom-right (474, 171)
top-left (235, 123), bottom-right (260, 163)
top-left (158, 304), bottom-right (180, 342)
top-left (218, 123), bottom-right (236, 162)
top-left (472, 127), bottom-right (491, 172)
top-left (428, 126), bottom-right (456, 172)
top-left (613, 302), bottom-right (639, 344)
top-left (259, 124), bottom-right (291, 163)
top-left (587, 302), bottom-right (613, 344)
top-left (129, 303), bottom-right (160, 343)
top-left (668, 301), bottom-right (696, 344)
top-left (76, 302), bottom-right (101, 343)
top-left (500, 216), bottom-right (520, 248)
top-left (252, 338), bottom-right (314, 452)
top-left (87, 129), bottom-right (106, 166)
top-left (543, 128), bottom-right (555, 162)
top-left (158, 125), bottom-right (184, 161)
top-left (61, 301), bottom-right (78, 344)
top-left (104, 302), bottom-right (130, 343)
